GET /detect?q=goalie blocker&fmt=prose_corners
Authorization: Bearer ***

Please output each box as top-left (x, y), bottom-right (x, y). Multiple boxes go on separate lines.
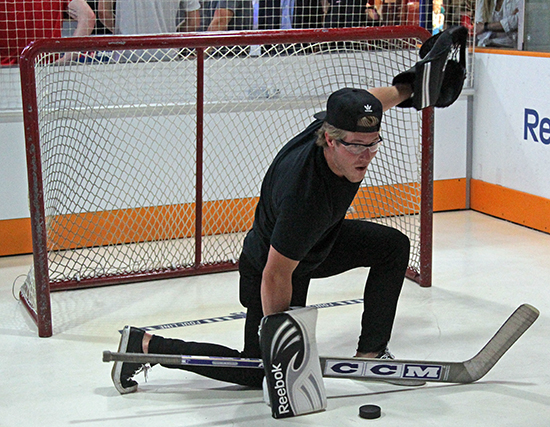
top-left (259, 307), bottom-right (327, 419)
top-left (393, 25), bottom-right (468, 110)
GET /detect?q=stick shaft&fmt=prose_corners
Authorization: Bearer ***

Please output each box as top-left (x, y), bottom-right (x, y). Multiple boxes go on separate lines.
top-left (103, 304), bottom-right (539, 384)
top-left (103, 352), bottom-right (264, 368)
top-left (102, 350), bottom-right (458, 382)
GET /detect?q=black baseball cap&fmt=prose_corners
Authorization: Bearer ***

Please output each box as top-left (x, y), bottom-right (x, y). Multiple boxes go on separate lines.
top-left (314, 88), bottom-right (383, 133)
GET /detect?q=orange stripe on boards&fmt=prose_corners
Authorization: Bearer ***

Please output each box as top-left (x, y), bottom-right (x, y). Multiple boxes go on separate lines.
top-left (348, 183), bottom-right (421, 219)
top-left (1, 179), bottom-right (471, 256)
top-left (475, 48), bottom-right (550, 59)
top-left (433, 178), bottom-right (467, 211)
top-left (0, 199), bottom-right (259, 256)
top-left (202, 198), bottom-right (258, 235)
top-left (48, 183), bottom-right (429, 252)
top-left (350, 178), bottom-right (468, 218)
top-left (48, 204), bottom-right (196, 250)
top-left (47, 197), bottom-right (260, 251)
top-left (0, 218), bottom-right (32, 256)
top-left (471, 179), bottom-right (550, 233)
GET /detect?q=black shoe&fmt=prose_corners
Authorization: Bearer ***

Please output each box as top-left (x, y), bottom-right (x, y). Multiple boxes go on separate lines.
top-left (111, 326), bottom-right (147, 394)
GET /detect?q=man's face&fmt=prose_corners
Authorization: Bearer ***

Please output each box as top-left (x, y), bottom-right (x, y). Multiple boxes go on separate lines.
top-left (323, 130), bottom-right (381, 183)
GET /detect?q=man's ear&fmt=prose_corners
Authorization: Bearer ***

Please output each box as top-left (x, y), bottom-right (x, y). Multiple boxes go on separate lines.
top-left (325, 131), bottom-right (335, 147)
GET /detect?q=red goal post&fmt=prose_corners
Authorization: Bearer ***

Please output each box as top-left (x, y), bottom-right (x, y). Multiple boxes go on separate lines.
top-left (19, 26), bottom-right (433, 337)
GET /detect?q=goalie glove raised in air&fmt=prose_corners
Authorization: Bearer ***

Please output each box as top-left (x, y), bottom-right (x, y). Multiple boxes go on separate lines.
top-left (393, 25), bottom-right (468, 110)
top-left (259, 307), bottom-right (327, 419)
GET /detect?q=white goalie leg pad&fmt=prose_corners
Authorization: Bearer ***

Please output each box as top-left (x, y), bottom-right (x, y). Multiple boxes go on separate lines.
top-left (259, 307), bottom-right (327, 419)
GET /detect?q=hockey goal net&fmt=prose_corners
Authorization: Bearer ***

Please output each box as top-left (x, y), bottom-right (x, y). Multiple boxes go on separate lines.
top-left (19, 27), bottom-right (433, 337)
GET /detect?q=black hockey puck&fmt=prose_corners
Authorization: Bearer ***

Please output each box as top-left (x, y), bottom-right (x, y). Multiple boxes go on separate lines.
top-left (359, 404), bottom-right (381, 419)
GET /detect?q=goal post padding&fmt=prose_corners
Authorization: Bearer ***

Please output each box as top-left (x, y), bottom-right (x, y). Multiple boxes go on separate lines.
top-left (19, 27), bottom-right (433, 337)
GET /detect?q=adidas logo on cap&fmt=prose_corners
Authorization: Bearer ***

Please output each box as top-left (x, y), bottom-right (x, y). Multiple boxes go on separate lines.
top-left (313, 87), bottom-right (383, 133)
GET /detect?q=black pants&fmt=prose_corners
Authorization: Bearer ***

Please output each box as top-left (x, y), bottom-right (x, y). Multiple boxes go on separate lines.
top-left (148, 219), bottom-right (409, 388)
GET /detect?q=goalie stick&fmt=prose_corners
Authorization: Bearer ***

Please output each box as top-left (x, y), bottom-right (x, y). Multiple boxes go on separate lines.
top-left (103, 304), bottom-right (539, 384)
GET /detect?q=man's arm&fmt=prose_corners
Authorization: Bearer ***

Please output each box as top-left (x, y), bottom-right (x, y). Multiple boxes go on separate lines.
top-left (67, 0), bottom-right (96, 37)
top-left (261, 246), bottom-right (299, 316)
top-left (207, 8), bottom-right (235, 31)
top-left (57, 0), bottom-right (95, 63)
top-left (178, 10), bottom-right (201, 32)
top-left (369, 84), bottom-right (413, 112)
top-left (476, 20), bottom-right (504, 34)
top-left (97, 0), bottom-right (116, 33)
top-left (476, 7), bottom-right (519, 35)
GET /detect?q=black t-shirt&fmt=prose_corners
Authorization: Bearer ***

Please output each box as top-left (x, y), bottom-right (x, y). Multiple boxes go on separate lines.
top-left (241, 119), bottom-right (361, 277)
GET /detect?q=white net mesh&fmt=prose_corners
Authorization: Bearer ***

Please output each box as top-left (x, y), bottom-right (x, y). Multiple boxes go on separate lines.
top-left (1, 1), bottom-right (476, 113)
top-left (19, 31), bottom-right (431, 335)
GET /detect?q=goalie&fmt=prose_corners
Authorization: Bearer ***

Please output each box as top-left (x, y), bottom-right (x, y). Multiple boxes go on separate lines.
top-left (110, 26), bottom-right (467, 415)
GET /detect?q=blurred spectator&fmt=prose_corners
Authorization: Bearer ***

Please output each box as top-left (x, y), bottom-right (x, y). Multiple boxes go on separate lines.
top-left (365, 1), bottom-right (382, 24)
top-left (200, 0), bottom-right (253, 31)
top-left (258, 0), bottom-right (323, 30)
top-left (257, 0), bottom-right (281, 29)
top-left (324, 0), bottom-right (372, 28)
top-left (401, 0), bottom-right (420, 26)
top-left (1, 0), bottom-right (95, 65)
top-left (445, 0), bottom-right (472, 29)
top-left (86, 0), bottom-right (113, 34)
top-left (380, 0), bottom-right (403, 26)
top-left (475, 0), bottom-right (521, 48)
top-left (292, 0), bottom-right (324, 29)
top-left (97, 0), bottom-right (200, 61)
top-left (324, 0), bottom-right (414, 29)
top-left (97, 0), bottom-right (200, 34)
top-left (201, 0), bottom-right (253, 56)
top-left (433, 0), bottom-right (445, 34)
